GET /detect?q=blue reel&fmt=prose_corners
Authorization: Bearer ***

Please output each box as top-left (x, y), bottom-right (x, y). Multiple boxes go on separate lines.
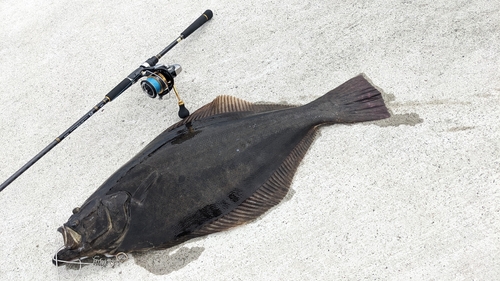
top-left (140, 64), bottom-right (181, 99)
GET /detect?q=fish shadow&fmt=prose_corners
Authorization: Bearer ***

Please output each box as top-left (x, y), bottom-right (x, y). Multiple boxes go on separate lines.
top-left (59, 245), bottom-right (205, 275)
top-left (133, 245), bottom-right (205, 275)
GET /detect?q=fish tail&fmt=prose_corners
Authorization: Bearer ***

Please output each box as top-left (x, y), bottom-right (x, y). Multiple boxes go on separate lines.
top-left (308, 74), bottom-right (390, 123)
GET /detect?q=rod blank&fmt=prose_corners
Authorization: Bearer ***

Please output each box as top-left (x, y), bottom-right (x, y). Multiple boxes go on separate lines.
top-left (0, 99), bottom-right (108, 192)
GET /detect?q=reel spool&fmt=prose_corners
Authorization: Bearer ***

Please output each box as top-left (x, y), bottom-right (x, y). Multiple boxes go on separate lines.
top-left (140, 64), bottom-right (189, 118)
top-left (141, 64), bottom-right (180, 98)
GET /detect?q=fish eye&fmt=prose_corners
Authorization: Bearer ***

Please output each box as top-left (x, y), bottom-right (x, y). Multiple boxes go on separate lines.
top-left (72, 207), bottom-right (80, 214)
top-left (69, 220), bottom-right (80, 228)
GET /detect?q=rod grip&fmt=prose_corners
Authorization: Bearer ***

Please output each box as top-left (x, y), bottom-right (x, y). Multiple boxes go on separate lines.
top-left (106, 78), bottom-right (133, 101)
top-left (181, 10), bottom-right (213, 39)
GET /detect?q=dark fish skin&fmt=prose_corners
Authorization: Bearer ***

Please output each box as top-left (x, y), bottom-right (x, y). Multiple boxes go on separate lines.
top-left (53, 75), bottom-right (390, 265)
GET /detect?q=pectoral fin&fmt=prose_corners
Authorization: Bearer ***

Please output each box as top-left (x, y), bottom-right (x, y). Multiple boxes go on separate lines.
top-left (132, 170), bottom-right (159, 205)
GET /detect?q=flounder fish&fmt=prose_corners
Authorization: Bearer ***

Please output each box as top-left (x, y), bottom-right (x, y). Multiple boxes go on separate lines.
top-left (53, 75), bottom-right (390, 265)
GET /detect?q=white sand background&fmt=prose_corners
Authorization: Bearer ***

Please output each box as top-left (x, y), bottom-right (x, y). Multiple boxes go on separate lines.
top-left (0, 0), bottom-right (499, 280)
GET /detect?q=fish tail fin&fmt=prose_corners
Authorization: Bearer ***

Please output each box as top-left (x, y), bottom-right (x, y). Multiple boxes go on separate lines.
top-left (308, 74), bottom-right (390, 123)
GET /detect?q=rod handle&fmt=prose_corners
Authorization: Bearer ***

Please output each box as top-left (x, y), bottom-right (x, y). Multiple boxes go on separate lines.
top-left (181, 10), bottom-right (213, 39)
top-left (106, 78), bottom-right (133, 101)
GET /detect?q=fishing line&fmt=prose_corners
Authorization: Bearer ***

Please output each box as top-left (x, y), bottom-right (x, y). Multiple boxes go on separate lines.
top-left (53, 246), bottom-right (85, 281)
top-left (52, 249), bottom-right (129, 268)
top-left (53, 245), bottom-right (129, 280)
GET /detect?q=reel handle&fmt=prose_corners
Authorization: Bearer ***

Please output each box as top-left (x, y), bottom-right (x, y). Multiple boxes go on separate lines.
top-left (181, 10), bottom-right (213, 39)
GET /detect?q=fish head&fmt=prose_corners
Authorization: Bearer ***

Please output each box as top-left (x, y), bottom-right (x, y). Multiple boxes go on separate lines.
top-left (53, 192), bottom-right (131, 265)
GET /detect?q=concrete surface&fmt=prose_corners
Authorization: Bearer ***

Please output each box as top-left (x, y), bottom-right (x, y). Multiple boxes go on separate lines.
top-left (0, 0), bottom-right (499, 280)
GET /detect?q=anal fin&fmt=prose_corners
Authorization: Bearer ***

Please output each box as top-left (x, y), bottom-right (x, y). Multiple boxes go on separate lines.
top-left (192, 127), bottom-right (318, 236)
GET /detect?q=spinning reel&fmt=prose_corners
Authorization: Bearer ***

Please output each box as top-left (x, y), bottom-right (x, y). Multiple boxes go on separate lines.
top-left (140, 63), bottom-right (189, 118)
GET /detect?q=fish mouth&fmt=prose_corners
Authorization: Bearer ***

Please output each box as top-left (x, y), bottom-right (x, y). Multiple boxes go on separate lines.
top-left (52, 248), bottom-right (89, 266)
top-left (58, 226), bottom-right (82, 249)
top-left (53, 226), bottom-right (85, 266)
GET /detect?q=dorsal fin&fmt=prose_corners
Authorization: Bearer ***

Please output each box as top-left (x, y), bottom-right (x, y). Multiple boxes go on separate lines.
top-left (166, 95), bottom-right (296, 132)
top-left (190, 126), bottom-right (318, 236)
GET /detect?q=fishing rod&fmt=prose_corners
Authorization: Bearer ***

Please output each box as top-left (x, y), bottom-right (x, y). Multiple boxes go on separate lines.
top-left (0, 10), bottom-right (213, 192)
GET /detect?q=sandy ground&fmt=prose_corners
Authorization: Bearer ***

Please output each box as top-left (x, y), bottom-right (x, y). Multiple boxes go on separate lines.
top-left (0, 0), bottom-right (499, 280)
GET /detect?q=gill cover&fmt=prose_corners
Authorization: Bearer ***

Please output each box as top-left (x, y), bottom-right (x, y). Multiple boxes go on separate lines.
top-left (54, 192), bottom-right (131, 265)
